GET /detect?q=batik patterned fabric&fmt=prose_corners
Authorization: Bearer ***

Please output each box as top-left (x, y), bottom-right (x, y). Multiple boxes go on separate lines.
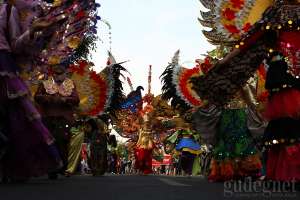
top-left (66, 126), bottom-right (85, 174)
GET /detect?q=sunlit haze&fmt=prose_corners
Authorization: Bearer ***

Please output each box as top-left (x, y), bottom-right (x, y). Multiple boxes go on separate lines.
top-left (92, 0), bottom-right (215, 96)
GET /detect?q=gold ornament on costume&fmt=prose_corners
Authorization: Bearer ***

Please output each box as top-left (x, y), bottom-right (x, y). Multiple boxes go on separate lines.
top-left (53, 0), bottom-right (62, 7)
top-left (36, 1), bottom-right (97, 66)
top-left (48, 55), bottom-right (61, 65)
top-left (136, 127), bottom-right (154, 150)
top-left (43, 77), bottom-right (75, 97)
top-left (67, 36), bottom-right (81, 49)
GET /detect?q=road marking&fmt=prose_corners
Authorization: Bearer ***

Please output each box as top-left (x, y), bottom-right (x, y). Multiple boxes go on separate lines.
top-left (158, 178), bottom-right (191, 187)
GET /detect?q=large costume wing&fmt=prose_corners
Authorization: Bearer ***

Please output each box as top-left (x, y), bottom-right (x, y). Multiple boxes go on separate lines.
top-left (161, 50), bottom-right (203, 111)
top-left (70, 60), bottom-right (126, 116)
top-left (191, 0), bottom-right (278, 106)
top-left (36, 0), bottom-right (100, 65)
top-left (16, 0), bottom-right (100, 94)
top-left (191, 42), bottom-right (267, 106)
top-left (199, 0), bottom-right (273, 45)
top-left (99, 63), bottom-right (126, 115)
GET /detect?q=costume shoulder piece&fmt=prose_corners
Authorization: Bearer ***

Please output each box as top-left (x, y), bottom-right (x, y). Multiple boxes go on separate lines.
top-left (13, 0), bottom-right (42, 33)
top-left (42, 76), bottom-right (74, 96)
top-left (43, 77), bottom-right (57, 95)
top-left (60, 78), bottom-right (75, 96)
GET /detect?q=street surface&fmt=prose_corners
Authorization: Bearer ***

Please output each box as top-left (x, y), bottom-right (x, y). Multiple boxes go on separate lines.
top-left (0, 175), bottom-right (298, 200)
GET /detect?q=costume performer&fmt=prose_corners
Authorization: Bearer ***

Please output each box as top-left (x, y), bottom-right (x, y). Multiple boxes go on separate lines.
top-left (69, 53), bottom-right (126, 176)
top-left (164, 118), bottom-right (201, 176)
top-left (65, 118), bottom-right (85, 175)
top-left (108, 134), bottom-right (118, 174)
top-left (0, 0), bottom-right (62, 182)
top-left (195, 76), bottom-right (264, 182)
top-left (206, 92), bottom-right (263, 181)
top-left (161, 50), bottom-right (265, 181)
top-left (135, 117), bottom-right (154, 175)
top-left (85, 118), bottom-right (109, 176)
top-left (192, 0), bottom-right (300, 182)
top-left (35, 64), bottom-right (80, 179)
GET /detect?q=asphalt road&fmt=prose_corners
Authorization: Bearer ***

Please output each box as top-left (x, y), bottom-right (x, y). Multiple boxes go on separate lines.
top-left (0, 175), bottom-right (298, 200)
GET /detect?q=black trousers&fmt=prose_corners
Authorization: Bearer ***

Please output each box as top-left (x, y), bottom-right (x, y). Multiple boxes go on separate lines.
top-left (43, 117), bottom-right (71, 172)
top-left (180, 151), bottom-right (196, 175)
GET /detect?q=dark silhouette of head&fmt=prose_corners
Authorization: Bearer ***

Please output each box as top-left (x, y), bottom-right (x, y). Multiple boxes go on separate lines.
top-left (136, 86), bottom-right (144, 92)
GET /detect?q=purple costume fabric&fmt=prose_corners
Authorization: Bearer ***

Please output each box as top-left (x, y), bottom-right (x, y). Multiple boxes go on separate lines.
top-left (0, 3), bottom-right (60, 179)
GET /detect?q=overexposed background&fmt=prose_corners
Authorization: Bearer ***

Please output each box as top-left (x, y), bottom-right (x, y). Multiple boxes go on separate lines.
top-left (92, 0), bottom-right (214, 96)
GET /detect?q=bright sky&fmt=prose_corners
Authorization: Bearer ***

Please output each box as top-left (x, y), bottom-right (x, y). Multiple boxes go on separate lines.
top-left (92, 0), bottom-right (215, 95)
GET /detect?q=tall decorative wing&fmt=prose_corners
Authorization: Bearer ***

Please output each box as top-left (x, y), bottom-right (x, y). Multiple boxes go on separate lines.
top-left (16, 0), bottom-right (100, 92)
top-left (70, 60), bottom-right (126, 116)
top-left (199, 0), bottom-right (273, 45)
top-left (192, 2), bottom-right (300, 106)
top-left (161, 50), bottom-right (192, 111)
top-left (174, 65), bottom-right (203, 108)
top-left (70, 60), bottom-right (104, 116)
top-left (161, 50), bottom-right (203, 111)
top-left (100, 63), bottom-right (127, 116)
top-left (37, 0), bottom-right (100, 65)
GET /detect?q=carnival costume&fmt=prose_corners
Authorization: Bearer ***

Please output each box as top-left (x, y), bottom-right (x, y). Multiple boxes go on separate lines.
top-left (65, 124), bottom-right (85, 175)
top-left (135, 126), bottom-right (154, 175)
top-left (86, 119), bottom-right (109, 176)
top-left (35, 72), bottom-right (80, 177)
top-left (161, 49), bottom-right (265, 180)
top-left (0, 1), bottom-right (62, 181)
top-left (192, 0), bottom-right (300, 181)
top-left (165, 127), bottom-right (201, 176)
top-left (115, 66), bottom-right (177, 175)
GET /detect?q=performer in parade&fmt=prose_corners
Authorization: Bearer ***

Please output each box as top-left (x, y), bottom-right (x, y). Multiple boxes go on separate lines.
top-left (164, 117), bottom-right (202, 176)
top-left (85, 118), bottom-right (111, 176)
top-left (0, 0), bottom-right (62, 183)
top-left (35, 64), bottom-right (80, 179)
top-left (193, 0), bottom-right (300, 182)
top-left (65, 116), bottom-right (85, 176)
top-left (135, 115), bottom-right (154, 175)
top-left (161, 49), bottom-right (265, 180)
